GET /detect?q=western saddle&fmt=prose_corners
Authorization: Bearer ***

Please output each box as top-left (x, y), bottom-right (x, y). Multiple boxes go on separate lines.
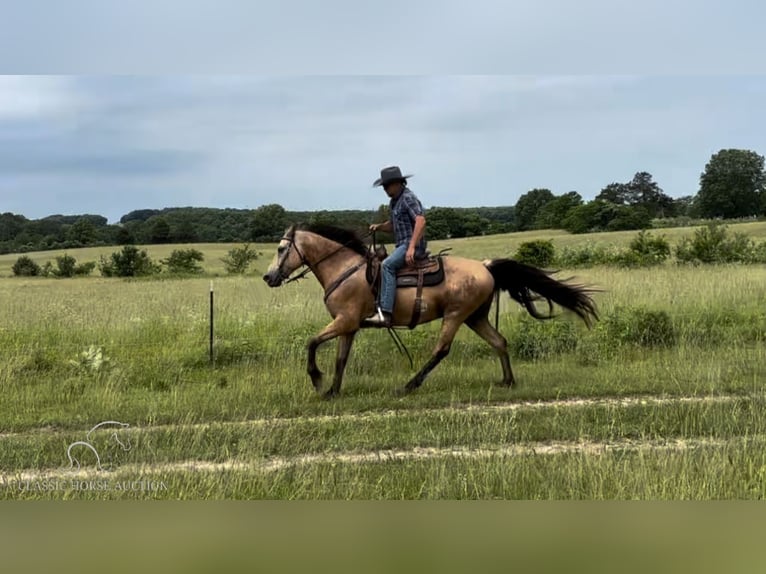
top-left (365, 244), bottom-right (448, 329)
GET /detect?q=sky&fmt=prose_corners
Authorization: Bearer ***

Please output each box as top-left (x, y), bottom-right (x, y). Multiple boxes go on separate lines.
top-left (1, 1), bottom-right (766, 224)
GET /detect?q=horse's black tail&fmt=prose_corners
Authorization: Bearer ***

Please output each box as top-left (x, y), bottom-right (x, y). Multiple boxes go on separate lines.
top-left (485, 258), bottom-right (600, 328)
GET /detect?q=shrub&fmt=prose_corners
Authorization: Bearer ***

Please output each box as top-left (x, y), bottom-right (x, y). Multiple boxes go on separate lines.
top-left (514, 240), bottom-right (555, 268)
top-left (675, 223), bottom-right (759, 264)
top-left (99, 245), bottom-right (160, 277)
top-left (629, 230), bottom-right (670, 262)
top-left (162, 248), bottom-right (205, 274)
top-left (12, 255), bottom-right (41, 276)
top-left (609, 230), bottom-right (671, 267)
top-left (555, 243), bottom-right (617, 268)
top-left (53, 254), bottom-right (77, 277)
top-left (597, 306), bottom-right (676, 349)
top-left (75, 261), bottom-right (97, 276)
top-left (221, 243), bottom-right (259, 274)
top-left (509, 315), bottom-right (579, 360)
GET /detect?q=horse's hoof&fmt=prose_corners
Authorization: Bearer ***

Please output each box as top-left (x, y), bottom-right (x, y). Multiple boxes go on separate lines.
top-left (322, 389), bottom-right (339, 400)
top-left (495, 379), bottom-right (515, 388)
top-left (309, 370), bottom-right (323, 390)
top-left (395, 384), bottom-right (417, 397)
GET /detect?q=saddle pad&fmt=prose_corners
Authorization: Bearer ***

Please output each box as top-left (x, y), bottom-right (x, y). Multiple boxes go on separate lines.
top-left (396, 257), bottom-right (445, 287)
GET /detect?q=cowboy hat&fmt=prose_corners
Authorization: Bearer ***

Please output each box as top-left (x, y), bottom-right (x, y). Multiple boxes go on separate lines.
top-left (372, 165), bottom-right (414, 187)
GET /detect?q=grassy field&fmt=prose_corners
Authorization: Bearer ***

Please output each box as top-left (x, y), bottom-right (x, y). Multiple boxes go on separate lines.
top-left (1, 222), bottom-right (766, 499)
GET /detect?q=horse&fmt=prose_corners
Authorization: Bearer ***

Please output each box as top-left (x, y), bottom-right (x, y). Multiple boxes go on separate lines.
top-left (262, 222), bottom-right (599, 399)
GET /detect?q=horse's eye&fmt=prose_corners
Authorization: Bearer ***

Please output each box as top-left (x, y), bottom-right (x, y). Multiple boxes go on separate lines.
top-left (277, 246), bottom-right (285, 253)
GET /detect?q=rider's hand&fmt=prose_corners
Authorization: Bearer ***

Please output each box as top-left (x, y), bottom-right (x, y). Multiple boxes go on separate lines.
top-left (369, 224), bottom-right (378, 232)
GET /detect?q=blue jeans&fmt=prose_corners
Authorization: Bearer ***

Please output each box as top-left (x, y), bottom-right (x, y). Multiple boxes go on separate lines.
top-left (378, 244), bottom-right (408, 314)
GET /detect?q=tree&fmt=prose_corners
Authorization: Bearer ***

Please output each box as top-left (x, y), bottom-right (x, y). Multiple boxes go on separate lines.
top-left (172, 219), bottom-right (199, 243)
top-left (534, 191), bottom-right (583, 229)
top-left (597, 173), bottom-right (674, 218)
top-left (149, 217), bottom-right (171, 244)
top-left (561, 200), bottom-right (620, 234)
top-left (697, 149), bottom-right (766, 218)
top-left (115, 226), bottom-right (134, 245)
top-left (514, 188), bottom-right (555, 231)
top-left (67, 218), bottom-right (97, 245)
top-left (596, 183), bottom-right (631, 205)
top-left (251, 204), bottom-right (288, 242)
top-left (627, 171), bottom-right (675, 218)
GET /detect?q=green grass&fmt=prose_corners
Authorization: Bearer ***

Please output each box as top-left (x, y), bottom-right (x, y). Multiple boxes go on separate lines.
top-left (2, 222), bottom-right (766, 499)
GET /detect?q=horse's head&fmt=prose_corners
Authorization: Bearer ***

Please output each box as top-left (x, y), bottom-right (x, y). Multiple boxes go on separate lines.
top-left (263, 224), bottom-right (306, 287)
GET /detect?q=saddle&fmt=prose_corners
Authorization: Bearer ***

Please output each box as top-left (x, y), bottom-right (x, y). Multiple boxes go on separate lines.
top-left (365, 245), bottom-right (449, 329)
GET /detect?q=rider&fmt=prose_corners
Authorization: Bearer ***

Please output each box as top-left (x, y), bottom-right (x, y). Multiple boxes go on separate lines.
top-left (366, 165), bottom-right (428, 328)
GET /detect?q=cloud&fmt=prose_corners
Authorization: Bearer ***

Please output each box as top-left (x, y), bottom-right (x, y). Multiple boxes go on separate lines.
top-left (1, 75), bottom-right (766, 224)
top-left (0, 76), bottom-right (81, 120)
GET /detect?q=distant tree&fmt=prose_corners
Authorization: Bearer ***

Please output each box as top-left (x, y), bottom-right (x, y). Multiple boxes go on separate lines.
top-left (149, 217), bottom-right (171, 244)
top-left (251, 204), bottom-right (288, 242)
top-left (115, 226), bottom-right (134, 245)
top-left (534, 191), bottom-right (583, 229)
top-left (67, 218), bottom-right (98, 245)
top-left (596, 182), bottom-right (631, 205)
top-left (697, 149), bottom-right (766, 218)
top-left (627, 171), bottom-right (675, 218)
top-left (0, 213), bottom-right (28, 241)
top-left (606, 205), bottom-right (653, 231)
top-left (561, 200), bottom-right (619, 234)
top-left (172, 219), bottom-right (199, 243)
top-left (514, 188), bottom-right (555, 231)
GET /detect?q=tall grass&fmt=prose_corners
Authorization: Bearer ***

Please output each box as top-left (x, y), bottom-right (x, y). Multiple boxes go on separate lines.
top-left (1, 224), bottom-right (765, 499)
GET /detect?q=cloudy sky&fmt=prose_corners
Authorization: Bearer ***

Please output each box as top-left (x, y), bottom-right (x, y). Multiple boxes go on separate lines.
top-left (1, 2), bottom-right (765, 224)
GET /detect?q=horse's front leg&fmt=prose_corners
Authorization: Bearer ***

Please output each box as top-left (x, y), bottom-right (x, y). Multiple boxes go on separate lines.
top-left (306, 317), bottom-right (353, 392)
top-left (323, 331), bottom-right (358, 400)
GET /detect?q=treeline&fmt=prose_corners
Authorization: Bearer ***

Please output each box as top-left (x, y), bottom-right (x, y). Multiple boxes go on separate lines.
top-left (2, 148), bottom-right (764, 254)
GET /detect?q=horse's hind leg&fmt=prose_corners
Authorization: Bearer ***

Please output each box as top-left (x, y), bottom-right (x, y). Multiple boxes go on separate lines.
top-left (400, 315), bottom-right (463, 395)
top-left (465, 309), bottom-right (515, 387)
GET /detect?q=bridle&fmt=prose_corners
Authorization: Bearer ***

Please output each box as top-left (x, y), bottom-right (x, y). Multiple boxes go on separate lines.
top-left (277, 226), bottom-right (373, 286)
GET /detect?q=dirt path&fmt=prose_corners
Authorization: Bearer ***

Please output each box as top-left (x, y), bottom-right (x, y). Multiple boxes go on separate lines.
top-left (3, 436), bottom-right (738, 483)
top-left (0, 393), bottom-right (743, 441)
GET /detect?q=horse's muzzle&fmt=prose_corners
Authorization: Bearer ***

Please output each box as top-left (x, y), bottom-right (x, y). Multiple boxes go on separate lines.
top-left (262, 271), bottom-right (283, 287)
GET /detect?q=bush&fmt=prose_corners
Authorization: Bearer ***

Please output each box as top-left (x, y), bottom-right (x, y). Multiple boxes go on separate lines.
top-left (12, 255), bottom-right (41, 276)
top-left (555, 231), bottom-right (670, 269)
top-left (616, 230), bottom-right (671, 267)
top-left (75, 261), bottom-right (97, 276)
top-left (162, 248), bottom-right (205, 274)
top-left (221, 243), bottom-right (259, 274)
top-left (514, 240), bottom-right (555, 268)
top-left (555, 243), bottom-right (620, 268)
top-left (597, 306), bottom-right (676, 349)
top-left (53, 254), bottom-right (77, 277)
top-left (509, 315), bottom-right (579, 360)
top-left (99, 245), bottom-right (160, 277)
top-left (675, 223), bottom-right (763, 264)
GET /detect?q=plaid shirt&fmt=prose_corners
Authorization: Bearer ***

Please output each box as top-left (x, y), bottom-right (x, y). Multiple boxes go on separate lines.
top-left (389, 187), bottom-right (427, 256)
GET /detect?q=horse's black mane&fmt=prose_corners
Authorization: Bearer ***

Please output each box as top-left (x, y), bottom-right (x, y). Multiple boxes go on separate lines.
top-left (295, 222), bottom-right (369, 256)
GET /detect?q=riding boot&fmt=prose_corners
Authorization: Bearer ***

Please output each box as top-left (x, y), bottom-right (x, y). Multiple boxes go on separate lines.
top-left (363, 308), bottom-right (393, 328)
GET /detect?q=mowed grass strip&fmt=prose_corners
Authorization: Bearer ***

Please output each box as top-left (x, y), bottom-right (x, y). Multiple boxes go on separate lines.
top-left (5, 436), bottom-right (766, 499)
top-left (2, 394), bottom-right (764, 472)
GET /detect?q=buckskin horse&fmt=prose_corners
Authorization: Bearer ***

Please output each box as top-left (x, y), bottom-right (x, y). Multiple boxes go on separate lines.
top-left (262, 223), bottom-right (599, 398)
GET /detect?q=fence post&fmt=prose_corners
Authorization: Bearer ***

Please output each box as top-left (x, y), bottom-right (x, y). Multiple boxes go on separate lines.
top-left (209, 280), bottom-right (214, 365)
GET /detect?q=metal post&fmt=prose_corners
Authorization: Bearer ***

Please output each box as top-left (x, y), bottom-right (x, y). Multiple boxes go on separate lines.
top-left (209, 280), bottom-right (214, 365)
